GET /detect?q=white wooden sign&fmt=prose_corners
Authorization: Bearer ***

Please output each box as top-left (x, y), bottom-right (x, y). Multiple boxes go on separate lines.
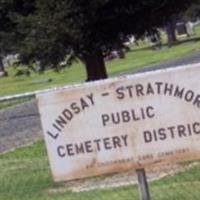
top-left (37, 64), bottom-right (200, 182)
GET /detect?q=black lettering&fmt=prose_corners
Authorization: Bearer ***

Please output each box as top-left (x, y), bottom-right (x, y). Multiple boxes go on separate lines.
top-left (193, 94), bottom-right (200, 108)
top-left (153, 130), bottom-right (158, 141)
top-left (66, 144), bottom-right (74, 156)
top-left (122, 111), bottom-right (131, 122)
top-left (116, 87), bottom-right (125, 99)
top-left (135, 84), bottom-right (144, 96)
top-left (87, 93), bottom-right (95, 105)
top-left (53, 123), bottom-right (62, 132)
top-left (146, 106), bottom-right (155, 118)
top-left (168, 126), bottom-right (176, 139)
top-left (102, 114), bottom-right (109, 126)
top-left (177, 125), bottom-right (187, 137)
top-left (158, 128), bottom-right (166, 140)
top-left (126, 85), bottom-right (134, 97)
top-left (70, 102), bottom-right (81, 114)
top-left (155, 82), bottom-right (163, 94)
top-left (140, 108), bottom-right (145, 119)
top-left (187, 124), bottom-right (192, 136)
top-left (131, 109), bottom-right (140, 121)
top-left (112, 113), bottom-right (120, 124)
top-left (47, 130), bottom-right (59, 139)
top-left (85, 141), bottom-right (93, 153)
top-left (103, 138), bottom-right (112, 150)
top-left (143, 131), bottom-right (152, 143)
top-left (164, 83), bottom-right (174, 96)
top-left (80, 98), bottom-right (89, 110)
top-left (62, 109), bottom-right (73, 121)
top-left (75, 143), bottom-right (85, 154)
top-left (57, 146), bottom-right (66, 157)
top-left (121, 135), bottom-right (128, 146)
top-left (55, 116), bottom-right (67, 128)
top-left (146, 83), bottom-right (154, 95)
top-left (113, 136), bottom-right (121, 148)
top-left (174, 86), bottom-right (184, 99)
top-left (93, 139), bottom-right (101, 151)
top-left (193, 122), bottom-right (200, 134)
top-left (185, 90), bottom-right (194, 102)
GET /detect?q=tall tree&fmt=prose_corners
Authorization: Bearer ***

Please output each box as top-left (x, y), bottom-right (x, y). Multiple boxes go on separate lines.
top-left (0, 0), bottom-right (12, 75)
top-left (3, 0), bottom-right (196, 81)
top-left (183, 0), bottom-right (200, 21)
top-left (0, 54), bottom-right (5, 75)
top-left (166, 16), bottom-right (178, 46)
top-left (0, 0), bottom-right (35, 76)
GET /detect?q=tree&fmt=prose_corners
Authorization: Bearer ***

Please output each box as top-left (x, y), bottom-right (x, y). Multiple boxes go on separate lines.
top-left (165, 16), bottom-right (178, 46)
top-left (3, 0), bottom-right (196, 81)
top-left (0, 0), bottom-right (35, 76)
top-left (165, 0), bottom-right (200, 46)
top-left (183, 0), bottom-right (200, 21)
top-left (0, 54), bottom-right (6, 76)
top-left (0, 0), bottom-right (12, 75)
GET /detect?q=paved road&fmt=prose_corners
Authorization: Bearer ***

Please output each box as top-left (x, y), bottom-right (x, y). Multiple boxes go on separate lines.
top-left (0, 101), bottom-right (42, 152)
top-left (1, 49), bottom-right (200, 153)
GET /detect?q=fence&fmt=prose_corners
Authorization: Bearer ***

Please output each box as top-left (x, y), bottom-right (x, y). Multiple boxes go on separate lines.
top-left (0, 92), bottom-right (200, 200)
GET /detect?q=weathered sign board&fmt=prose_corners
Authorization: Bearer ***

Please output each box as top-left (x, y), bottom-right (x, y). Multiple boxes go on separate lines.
top-left (37, 64), bottom-right (200, 182)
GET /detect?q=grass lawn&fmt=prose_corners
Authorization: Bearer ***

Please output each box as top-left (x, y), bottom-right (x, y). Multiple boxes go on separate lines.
top-left (0, 96), bottom-right (32, 110)
top-left (1, 31), bottom-right (200, 97)
top-left (0, 141), bottom-right (200, 200)
top-left (1, 28), bottom-right (200, 200)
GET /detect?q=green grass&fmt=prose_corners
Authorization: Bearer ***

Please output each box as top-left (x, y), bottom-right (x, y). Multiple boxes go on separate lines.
top-left (107, 41), bottom-right (200, 75)
top-left (1, 28), bottom-right (200, 200)
top-left (0, 96), bottom-right (33, 110)
top-left (1, 29), bottom-right (200, 199)
top-left (0, 140), bottom-right (200, 200)
top-left (1, 28), bottom-right (200, 97)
